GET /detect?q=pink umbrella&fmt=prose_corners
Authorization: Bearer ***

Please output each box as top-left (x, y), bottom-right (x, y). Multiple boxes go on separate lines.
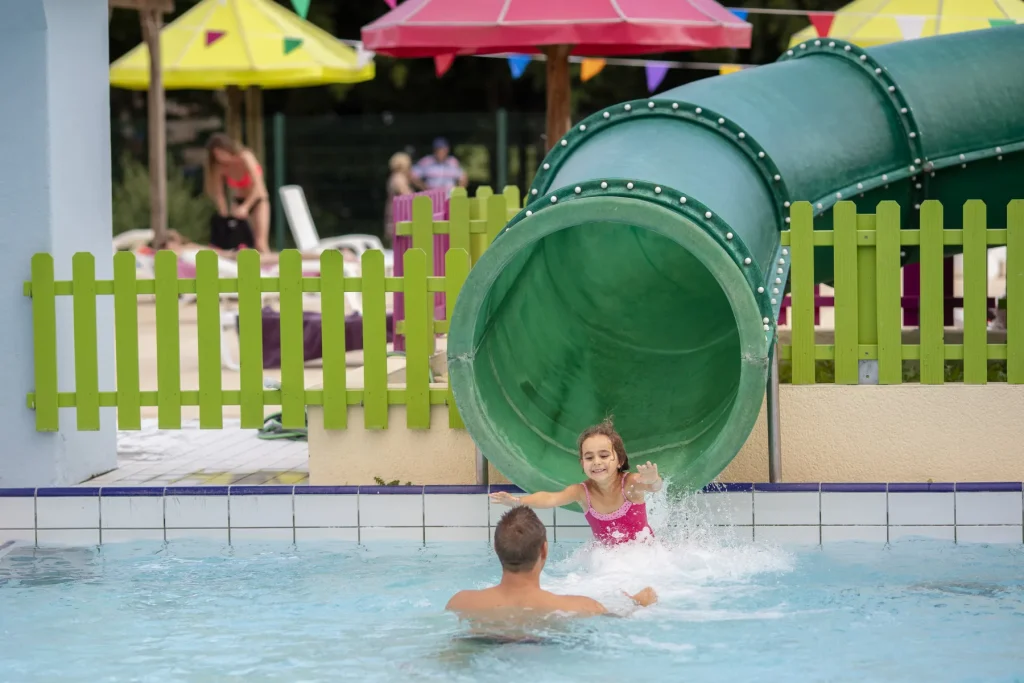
top-left (362, 0), bottom-right (750, 149)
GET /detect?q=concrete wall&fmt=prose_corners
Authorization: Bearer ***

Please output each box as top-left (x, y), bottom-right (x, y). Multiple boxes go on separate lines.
top-left (309, 385), bottom-right (1024, 486)
top-left (0, 0), bottom-right (116, 486)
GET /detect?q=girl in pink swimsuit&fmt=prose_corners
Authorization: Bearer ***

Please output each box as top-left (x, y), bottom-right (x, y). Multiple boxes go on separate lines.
top-left (490, 418), bottom-right (663, 545)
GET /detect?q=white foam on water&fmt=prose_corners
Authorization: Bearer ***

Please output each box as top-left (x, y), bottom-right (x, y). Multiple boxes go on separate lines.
top-left (540, 487), bottom-right (794, 612)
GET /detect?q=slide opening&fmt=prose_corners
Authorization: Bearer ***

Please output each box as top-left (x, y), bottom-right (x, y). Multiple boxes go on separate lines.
top-left (449, 196), bottom-right (770, 493)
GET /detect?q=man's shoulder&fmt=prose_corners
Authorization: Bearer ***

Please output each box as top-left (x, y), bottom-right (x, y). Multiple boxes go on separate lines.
top-left (445, 588), bottom-right (485, 611)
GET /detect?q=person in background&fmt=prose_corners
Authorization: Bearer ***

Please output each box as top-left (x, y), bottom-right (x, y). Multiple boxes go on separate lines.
top-left (412, 137), bottom-right (468, 192)
top-left (204, 133), bottom-right (270, 254)
top-left (384, 151), bottom-right (415, 248)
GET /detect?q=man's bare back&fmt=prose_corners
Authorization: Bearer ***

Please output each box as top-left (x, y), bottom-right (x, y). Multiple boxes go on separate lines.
top-left (447, 584), bottom-right (607, 618)
top-left (445, 507), bottom-right (657, 639)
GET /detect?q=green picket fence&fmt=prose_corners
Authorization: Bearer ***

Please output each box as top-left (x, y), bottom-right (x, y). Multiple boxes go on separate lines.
top-left (26, 188), bottom-right (524, 433)
top-left (25, 248), bottom-right (468, 433)
top-left (780, 199), bottom-right (1024, 385)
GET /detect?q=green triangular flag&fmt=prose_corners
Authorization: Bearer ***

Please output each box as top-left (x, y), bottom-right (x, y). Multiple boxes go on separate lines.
top-left (284, 37), bottom-right (303, 55)
top-left (291, 0), bottom-right (311, 19)
top-left (989, 19), bottom-right (1016, 28)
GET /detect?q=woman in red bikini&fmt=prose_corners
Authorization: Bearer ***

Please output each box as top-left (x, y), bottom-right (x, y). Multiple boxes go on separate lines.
top-left (204, 133), bottom-right (270, 254)
top-left (490, 418), bottom-right (663, 545)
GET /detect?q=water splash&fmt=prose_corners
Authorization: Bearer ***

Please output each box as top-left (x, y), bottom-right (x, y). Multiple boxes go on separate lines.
top-left (541, 486), bottom-right (794, 612)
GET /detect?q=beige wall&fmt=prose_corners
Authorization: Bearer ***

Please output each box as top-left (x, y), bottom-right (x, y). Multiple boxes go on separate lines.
top-left (308, 404), bottom-right (508, 486)
top-left (309, 385), bottom-right (1024, 486)
top-left (724, 384), bottom-right (1024, 483)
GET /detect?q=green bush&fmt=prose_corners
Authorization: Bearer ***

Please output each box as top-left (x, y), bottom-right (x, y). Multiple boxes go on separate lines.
top-left (112, 153), bottom-right (214, 244)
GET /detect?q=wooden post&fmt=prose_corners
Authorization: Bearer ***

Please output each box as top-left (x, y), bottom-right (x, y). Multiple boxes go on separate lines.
top-left (111, 0), bottom-right (174, 246)
top-left (140, 8), bottom-right (167, 247)
top-left (244, 86), bottom-right (265, 165)
top-left (226, 86), bottom-right (244, 144)
top-left (542, 45), bottom-right (572, 151)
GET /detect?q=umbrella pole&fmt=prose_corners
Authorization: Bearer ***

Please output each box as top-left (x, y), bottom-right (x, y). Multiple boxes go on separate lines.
top-left (225, 86), bottom-right (244, 144)
top-left (244, 86), bottom-right (265, 166)
top-left (140, 7), bottom-right (168, 247)
top-left (543, 45), bottom-right (573, 151)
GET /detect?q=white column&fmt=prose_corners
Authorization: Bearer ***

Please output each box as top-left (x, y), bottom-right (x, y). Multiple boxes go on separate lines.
top-left (0, 0), bottom-right (116, 486)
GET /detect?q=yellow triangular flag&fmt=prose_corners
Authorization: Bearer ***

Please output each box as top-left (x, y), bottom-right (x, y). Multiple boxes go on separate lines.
top-left (719, 64), bottom-right (743, 75)
top-left (580, 58), bottom-right (606, 82)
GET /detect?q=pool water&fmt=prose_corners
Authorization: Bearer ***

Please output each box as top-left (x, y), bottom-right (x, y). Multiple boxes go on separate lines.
top-left (2, 522), bottom-right (1023, 683)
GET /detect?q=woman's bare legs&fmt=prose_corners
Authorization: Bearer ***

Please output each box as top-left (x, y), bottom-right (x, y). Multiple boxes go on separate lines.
top-left (251, 198), bottom-right (271, 254)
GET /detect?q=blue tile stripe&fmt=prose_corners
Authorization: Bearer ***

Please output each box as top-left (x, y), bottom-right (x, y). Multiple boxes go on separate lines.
top-left (424, 485), bottom-right (490, 494)
top-left (229, 486), bottom-right (295, 496)
top-left (0, 482), bottom-right (1021, 498)
top-left (754, 483), bottom-right (821, 492)
top-left (0, 488), bottom-right (36, 497)
top-left (821, 483), bottom-right (888, 492)
top-left (954, 482), bottom-right (1023, 492)
top-left (888, 483), bottom-right (955, 492)
top-left (36, 488), bottom-right (99, 497)
top-left (100, 487), bottom-right (166, 497)
top-left (295, 486), bottom-right (358, 495)
top-left (702, 483), bottom-right (754, 492)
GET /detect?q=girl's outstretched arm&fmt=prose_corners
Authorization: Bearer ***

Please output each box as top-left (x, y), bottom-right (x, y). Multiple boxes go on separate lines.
top-left (489, 484), bottom-right (583, 509)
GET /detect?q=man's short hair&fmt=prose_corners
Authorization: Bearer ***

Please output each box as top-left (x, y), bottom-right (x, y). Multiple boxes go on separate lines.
top-left (493, 506), bottom-right (547, 572)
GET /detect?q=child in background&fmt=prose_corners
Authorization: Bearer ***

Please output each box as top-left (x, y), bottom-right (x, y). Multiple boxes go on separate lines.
top-left (490, 418), bottom-right (662, 544)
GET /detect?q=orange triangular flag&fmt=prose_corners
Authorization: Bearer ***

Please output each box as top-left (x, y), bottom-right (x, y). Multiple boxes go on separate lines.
top-left (580, 58), bottom-right (606, 82)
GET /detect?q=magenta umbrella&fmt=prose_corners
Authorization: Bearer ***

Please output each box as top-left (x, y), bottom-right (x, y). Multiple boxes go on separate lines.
top-left (362, 0), bottom-right (750, 149)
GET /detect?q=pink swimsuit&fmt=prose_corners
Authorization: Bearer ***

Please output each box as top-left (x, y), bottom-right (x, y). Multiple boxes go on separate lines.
top-left (581, 476), bottom-right (653, 544)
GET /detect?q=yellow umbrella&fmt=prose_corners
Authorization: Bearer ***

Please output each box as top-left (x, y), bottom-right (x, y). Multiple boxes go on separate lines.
top-left (789, 0), bottom-right (1024, 48)
top-left (110, 0), bottom-right (375, 89)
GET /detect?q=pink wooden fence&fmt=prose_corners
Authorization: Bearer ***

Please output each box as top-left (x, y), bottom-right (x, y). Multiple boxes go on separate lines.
top-left (391, 188), bottom-right (451, 352)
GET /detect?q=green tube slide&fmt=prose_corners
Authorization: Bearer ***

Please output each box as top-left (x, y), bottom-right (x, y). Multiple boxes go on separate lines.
top-left (447, 25), bottom-right (1024, 494)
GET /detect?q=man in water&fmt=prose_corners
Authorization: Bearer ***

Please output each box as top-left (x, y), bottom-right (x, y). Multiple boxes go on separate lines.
top-left (446, 506), bottom-right (657, 623)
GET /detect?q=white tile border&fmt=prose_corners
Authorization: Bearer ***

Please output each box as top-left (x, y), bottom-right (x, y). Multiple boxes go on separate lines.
top-left (0, 484), bottom-right (1021, 547)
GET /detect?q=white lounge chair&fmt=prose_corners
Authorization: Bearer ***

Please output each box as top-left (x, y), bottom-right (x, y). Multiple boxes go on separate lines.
top-left (112, 229), bottom-right (155, 252)
top-left (279, 184), bottom-right (394, 273)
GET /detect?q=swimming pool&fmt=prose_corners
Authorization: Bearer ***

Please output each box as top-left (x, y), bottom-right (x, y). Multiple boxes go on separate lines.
top-left (2, 509), bottom-right (1023, 681)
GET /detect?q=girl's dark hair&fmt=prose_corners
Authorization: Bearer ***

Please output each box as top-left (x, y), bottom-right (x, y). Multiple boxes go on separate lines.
top-left (577, 417), bottom-right (630, 473)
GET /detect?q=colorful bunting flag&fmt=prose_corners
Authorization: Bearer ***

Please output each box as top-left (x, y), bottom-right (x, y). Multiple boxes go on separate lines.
top-left (290, 0), bottom-right (311, 19)
top-left (894, 15), bottom-right (926, 40)
top-left (284, 37), bottom-right (303, 55)
top-left (580, 58), bottom-right (606, 82)
top-left (719, 64), bottom-right (743, 76)
top-left (730, 9), bottom-right (748, 21)
top-left (645, 62), bottom-right (669, 92)
top-left (384, 0), bottom-right (397, 7)
top-left (807, 12), bottom-right (835, 38)
top-left (507, 54), bottom-right (531, 79)
top-left (989, 18), bottom-right (1016, 28)
top-left (435, 54), bottom-right (456, 77)
top-left (205, 30), bottom-right (225, 47)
